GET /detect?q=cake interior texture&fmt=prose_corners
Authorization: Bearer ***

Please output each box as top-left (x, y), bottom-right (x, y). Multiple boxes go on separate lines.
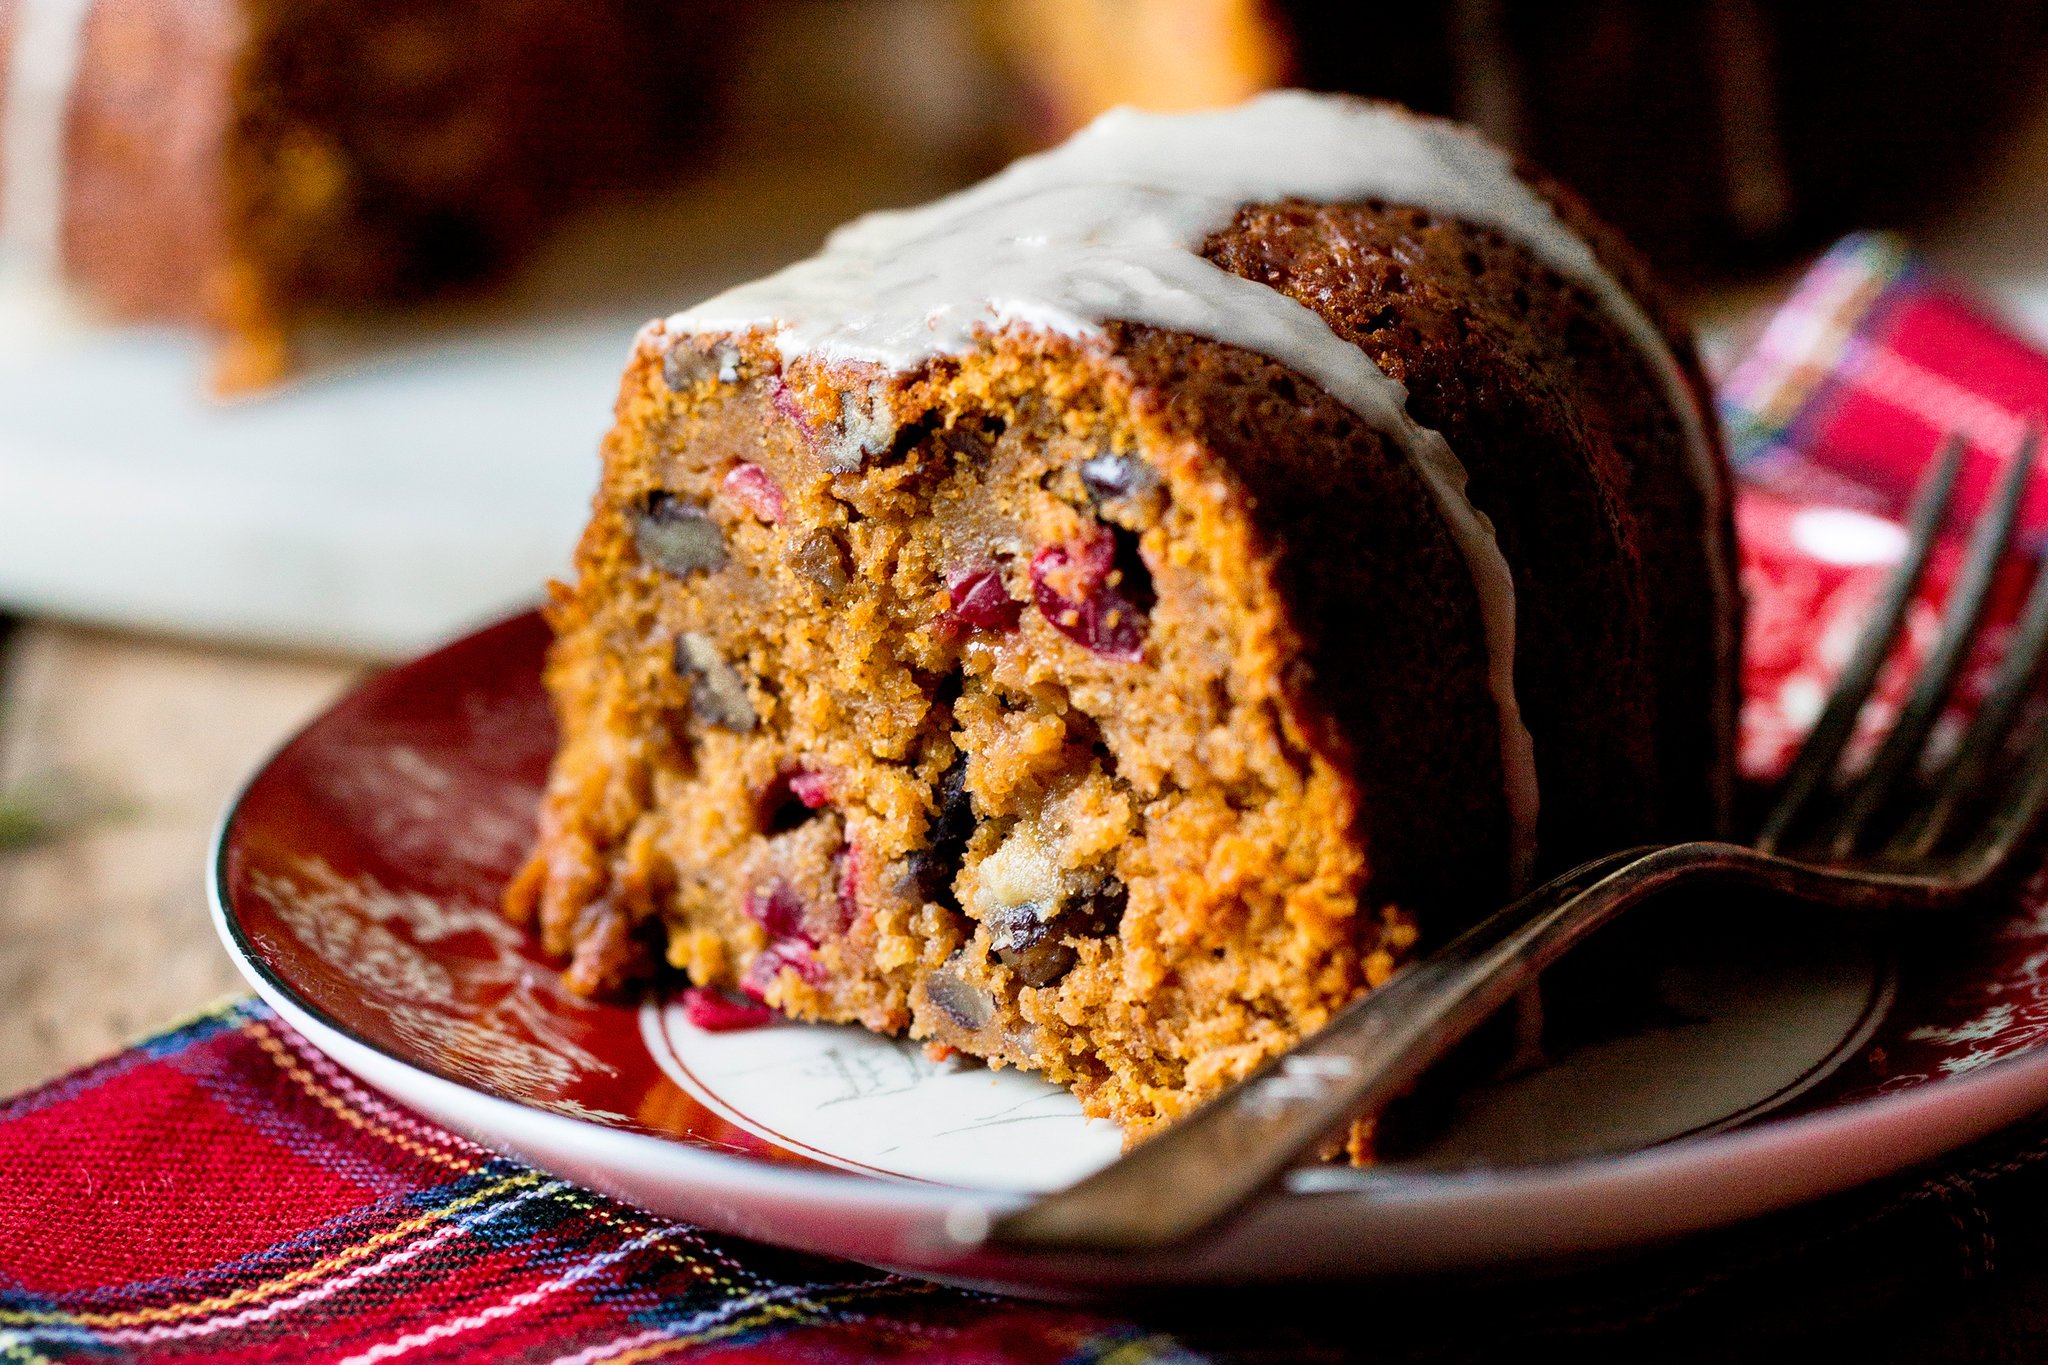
top-left (510, 95), bottom-right (1735, 1140)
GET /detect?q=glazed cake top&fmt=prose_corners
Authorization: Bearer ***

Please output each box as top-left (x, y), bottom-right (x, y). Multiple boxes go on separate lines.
top-left (667, 90), bottom-right (1727, 886)
top-left (673, 91), bottom-right (1679, 400)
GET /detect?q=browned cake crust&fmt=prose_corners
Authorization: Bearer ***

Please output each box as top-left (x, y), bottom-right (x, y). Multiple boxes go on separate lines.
top-left (508, 184), bottom-right (1732, 1138)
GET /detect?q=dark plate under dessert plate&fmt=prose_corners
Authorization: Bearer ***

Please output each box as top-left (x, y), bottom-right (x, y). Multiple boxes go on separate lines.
top-left (209, 610), bottom-right (2048, 1294)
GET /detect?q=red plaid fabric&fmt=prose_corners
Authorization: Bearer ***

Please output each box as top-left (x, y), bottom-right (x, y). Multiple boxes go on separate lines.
top-left (1721, 232), bottom-right (2048, 533)
top-left (16, 1001), bottom-right (2048, 1363)
top-left (1722, 230), bottom-right (2048, 790)
top-left (0, 1001), bottom-right (1165, 1364)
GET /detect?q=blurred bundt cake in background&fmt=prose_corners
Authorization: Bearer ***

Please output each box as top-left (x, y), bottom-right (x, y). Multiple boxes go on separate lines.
top-left (0, 0), bottom-right (739, 390)
top-left (980, 0), bottom-right (2048, 279)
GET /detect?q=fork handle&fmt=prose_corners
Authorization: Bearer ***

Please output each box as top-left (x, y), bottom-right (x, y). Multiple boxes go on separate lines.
top-left (984, 839), bottom-right (1841, 1253)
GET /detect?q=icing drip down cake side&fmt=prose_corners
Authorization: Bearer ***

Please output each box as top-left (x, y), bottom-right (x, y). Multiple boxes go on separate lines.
top-left (507, 92), bottom-right (1739, 1142)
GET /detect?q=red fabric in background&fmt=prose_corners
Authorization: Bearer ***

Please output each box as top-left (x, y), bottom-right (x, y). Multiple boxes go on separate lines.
top-left (1722, 232), bottom-right (2048, 534)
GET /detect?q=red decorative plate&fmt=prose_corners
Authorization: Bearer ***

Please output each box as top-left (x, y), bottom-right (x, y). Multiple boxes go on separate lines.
top-left (211, 595), bottom-right (2048, 1294)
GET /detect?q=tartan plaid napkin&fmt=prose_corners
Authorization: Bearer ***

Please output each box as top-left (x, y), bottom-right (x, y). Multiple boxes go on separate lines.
top-left (0, 1001), bottom-right (1165, 1365)
top-left (11, 998), bottom-right (2048, 1364)
top-left (1722, 231), bottom-right (2048, 528)
top-left (11, 234), bottom-right (2048, 1363)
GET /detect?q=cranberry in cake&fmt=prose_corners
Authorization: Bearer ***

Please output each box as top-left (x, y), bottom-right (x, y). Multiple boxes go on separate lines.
top-left (507, 92), bottom-right (1739, 1140)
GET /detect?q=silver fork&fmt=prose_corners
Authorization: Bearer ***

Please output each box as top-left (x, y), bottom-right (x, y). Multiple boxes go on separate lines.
top-left (974, 427), bottom-right (2048, 1254)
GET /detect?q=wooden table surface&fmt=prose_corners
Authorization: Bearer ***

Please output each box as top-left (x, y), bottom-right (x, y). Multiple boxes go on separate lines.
top-left (0, 619), bottom-right (359, 1094)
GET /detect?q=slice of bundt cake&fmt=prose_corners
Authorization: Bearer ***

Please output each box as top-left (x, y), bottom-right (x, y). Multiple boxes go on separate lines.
top-left (507, 91), bottom-right (1738, 1138)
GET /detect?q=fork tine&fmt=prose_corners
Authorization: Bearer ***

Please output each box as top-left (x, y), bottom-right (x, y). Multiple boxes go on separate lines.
top-left (1820, 426), bottom-right (2041, 859)
top-left (1942, 699), bottom-right (2048, 891)
top-left (1894, 547), bottom-right (2048, 858)
top-left (1755, 434), bottom-right (1967, 854)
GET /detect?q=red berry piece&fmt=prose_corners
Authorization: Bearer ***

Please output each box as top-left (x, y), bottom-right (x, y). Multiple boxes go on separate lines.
top-left (788, 769), bottom-right (832, 809)
top-left (740, 879), bottom-right (826, 997)
top-left (770, 379), bottom-right (810, 432)
top-left (1030, 534), bottom-right (1147, 661)
top-left (742, 940), bottom-right (825, 997)
top-left (946, 563), bottom-right (1023, 631)
top-left (743, 881), bottom-right (810, 943)
top-left (723, 462), bottom-right (786, 523)
top-left (834, 846), bottom-right (864, 933)
top-left (680, 986), bottom-right (775, 1032)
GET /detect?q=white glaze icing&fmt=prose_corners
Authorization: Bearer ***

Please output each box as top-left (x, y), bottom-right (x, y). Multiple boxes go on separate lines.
top-left (672, 90), bottom-right (1731, 883)
top-left (1, 0), bottom-right (94, 278)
